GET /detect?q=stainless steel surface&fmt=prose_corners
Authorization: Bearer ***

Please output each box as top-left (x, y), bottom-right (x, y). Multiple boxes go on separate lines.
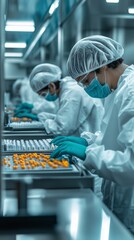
top-left (3, 130), bottom-right (57, 139)
top-left (3, 189), bottom-right (134, 239)
top-left (3, 156), bottom-right (78, 175)
top-left (3, 160), bottom-right (94, 190)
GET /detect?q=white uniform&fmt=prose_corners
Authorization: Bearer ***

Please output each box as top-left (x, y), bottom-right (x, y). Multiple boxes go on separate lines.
top-left (32, 98), bottom-right (59, 115)
top-left (83, 65), bottom-right (134, 233)
top-left (20, 79), bottom-right (59, 115)
top-left (38, 76), bottom-right (104, 136)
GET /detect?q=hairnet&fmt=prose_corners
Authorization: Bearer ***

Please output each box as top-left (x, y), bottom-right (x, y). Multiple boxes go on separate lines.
top-left (29, 63), bottom-right (62, 92)
top-left (67, 35), bottom-right (124, 79)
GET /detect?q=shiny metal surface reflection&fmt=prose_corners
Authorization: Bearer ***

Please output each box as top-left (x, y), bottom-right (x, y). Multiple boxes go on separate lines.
top-left (3, 189), bottom-right (134, 239)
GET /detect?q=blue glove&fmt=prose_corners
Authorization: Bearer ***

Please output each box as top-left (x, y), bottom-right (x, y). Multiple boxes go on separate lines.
top-left (50, 141), bottom-right (86, 160)
top-left (17, 102), bottom-right (34, 110)
top-left (16, 112), bottom-right (38, 121)
top-left (14, 108), bottom-right (31, 116)
top-left (50, 136), bottom-right (88, 146)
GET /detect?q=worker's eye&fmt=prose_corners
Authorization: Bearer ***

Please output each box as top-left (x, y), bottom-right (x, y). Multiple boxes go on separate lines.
top-left (83, 79), bottom-right (90, 85)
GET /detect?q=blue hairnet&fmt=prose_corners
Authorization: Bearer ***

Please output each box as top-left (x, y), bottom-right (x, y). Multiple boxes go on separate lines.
top-left (29, 63), bottom-right (62, 92)
top-left (67, 35), bottom-right (124, 79)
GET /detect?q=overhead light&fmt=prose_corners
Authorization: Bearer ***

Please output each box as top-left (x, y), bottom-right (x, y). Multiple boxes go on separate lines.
top-left (5, 42), bottom-right (27, 48)
top-left (6, 21), bottom-right (34, 26)
top-left (128, 8), bottom-right (134, 14)
top-left (49, 0), bottom-right (59, 15)
top-left (5, 26), bottom-right (35, 32)
top-left (5, 52), bottom-right (23, 57)
top-left (5, 21), bottom-right (35, 32)
top-left (106, 0), bottom-right (119, 3)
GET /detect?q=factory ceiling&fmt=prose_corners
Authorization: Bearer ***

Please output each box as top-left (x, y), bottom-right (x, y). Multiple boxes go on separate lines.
top-left (5, 0), bottom-right (134, 63)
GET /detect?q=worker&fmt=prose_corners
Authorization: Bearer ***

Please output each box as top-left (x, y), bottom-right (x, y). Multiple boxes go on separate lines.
top-left (12, 78), bottom-right (24, 106)
top-left (14, 78), bottom-right (60, 120)
top-left (22, 63), bottom-right (103, 136)
top-left (50, 35), bottom-right (134, 234)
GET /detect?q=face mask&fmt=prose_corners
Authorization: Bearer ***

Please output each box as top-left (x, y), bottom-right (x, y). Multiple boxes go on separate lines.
top-left (45, 93), bottom-right (58, 101)
top-left (84, 73), bottom-right (111, 98)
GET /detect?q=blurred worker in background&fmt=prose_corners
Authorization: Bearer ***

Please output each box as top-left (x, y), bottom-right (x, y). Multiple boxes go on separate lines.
top-left (50, 35), bottom-right (134, 234)
top-left (12, 77), bottom-right (39, 105)
top-left (14, 77), bottom-right (60, 121)
top-left (12, 78), bottom-right (24, 106)
top-left (20, 63), bottom-right (104, 136)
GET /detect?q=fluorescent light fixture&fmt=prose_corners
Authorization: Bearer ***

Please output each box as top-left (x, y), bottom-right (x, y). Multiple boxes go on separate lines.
top-left (49, 0), bottom-right (59, 15)
top-left (5, 42), bottom-right (26, 48)
top-left (6, 21), bottom-right (34, 26)
top-left (128, 8), bottom-right (134, 14)
top-left (5, 26), bottom-right (35, 32)
top-left (5, 21), bottom-right (35, 32)
top-left (106, 0), bottom-right (119, 3)
top-left (5, 52), bottom-right (23, 57)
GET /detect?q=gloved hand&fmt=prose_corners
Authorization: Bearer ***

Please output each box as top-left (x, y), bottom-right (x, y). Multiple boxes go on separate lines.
top-left (51, 136), bottom-right (88, 146)
top-left (50, 141), bottom-right (86, 160)
top-left (17, 102), bottom-right (34, 110)
top-left (14, 108), bottom-right (31, 116)
top-left (16, 112), bottom-right (38, 121)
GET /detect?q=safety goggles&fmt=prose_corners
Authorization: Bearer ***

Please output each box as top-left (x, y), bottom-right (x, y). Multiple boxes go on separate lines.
top-left (37, 86), bottom-right (49, 96)
top-left (77, 72), bottom-right (96, 88)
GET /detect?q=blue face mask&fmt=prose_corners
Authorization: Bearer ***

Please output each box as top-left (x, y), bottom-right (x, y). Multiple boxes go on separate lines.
top-left (84, 78), bottom-right (111, 98)
top-left (45, 93), bottom-right (58, 101)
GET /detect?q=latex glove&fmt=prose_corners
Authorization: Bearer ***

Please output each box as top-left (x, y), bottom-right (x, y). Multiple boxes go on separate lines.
top-left (51, 136), bottom-right (88, 146)
top-left (50, 141), bottom-right (86, 160)
top-left (17, 102), bottom-right (34, 110)
top-left (16, 112), bottom-right (38, 121)
top-left (14, 108), bottom-right (31, 116)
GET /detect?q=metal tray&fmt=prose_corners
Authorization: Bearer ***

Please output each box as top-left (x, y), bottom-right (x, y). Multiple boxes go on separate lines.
top-left (4, 126), bottom-right (45, 131)
top-left (2, 154), bottom-right (80, 176)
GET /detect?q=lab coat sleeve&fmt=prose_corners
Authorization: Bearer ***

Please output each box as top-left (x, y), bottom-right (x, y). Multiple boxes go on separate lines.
top-left (32, 98), bottom-right (59, 114)
top-left (38, 111), bottom-right (56, 122)
top-left (42, 93), bottom-right (83, 135)
top-left (83, 93), bottom-right (134, 186)
top-left (81, 131), bottom-right (103, 145)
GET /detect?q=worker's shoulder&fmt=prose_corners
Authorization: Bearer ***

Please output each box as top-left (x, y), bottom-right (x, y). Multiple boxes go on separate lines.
top-left (115, 71), bottom-right (134, 108)
top-left (119, 71), bottom-right (134, 96)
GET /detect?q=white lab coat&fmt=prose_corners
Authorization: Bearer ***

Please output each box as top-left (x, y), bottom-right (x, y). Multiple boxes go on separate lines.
top-left (32, 98), bottom-right (59, 115)
top-left (20, 79), bottom-right (59, 115)
top-left (82, 65), bottom-right (134, 233)
top-left (38, 76), bottom-right (104, 136)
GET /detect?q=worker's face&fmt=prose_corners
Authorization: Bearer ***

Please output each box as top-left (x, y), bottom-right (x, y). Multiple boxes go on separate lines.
top-left (76, 67), bottom-right (107, 87)
top-left (77, 72), bottom-right (96, 87)
top-left (37, 83), bottom-right (57, 97)
top-left (77, 67), bottom-right (112, 98)
top-left (37, 86), bottom-right (49, 97)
